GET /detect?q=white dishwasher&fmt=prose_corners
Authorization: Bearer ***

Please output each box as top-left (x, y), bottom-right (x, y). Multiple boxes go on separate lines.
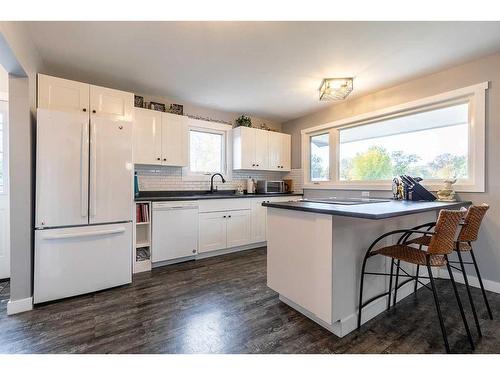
top-left (152, 201), bottom-right (199, 262)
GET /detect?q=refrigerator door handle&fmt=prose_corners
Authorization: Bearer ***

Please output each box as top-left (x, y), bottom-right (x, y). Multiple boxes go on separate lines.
top-left (81, 121), bottom-right (89, 218)
top-left (42, 227), bottom-right (126, 240)
top-left (90, 121), bottom-right (97, 218)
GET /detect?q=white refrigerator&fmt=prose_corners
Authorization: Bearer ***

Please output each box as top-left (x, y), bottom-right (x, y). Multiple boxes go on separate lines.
top-left (34, 108), bottom-right (133, 303)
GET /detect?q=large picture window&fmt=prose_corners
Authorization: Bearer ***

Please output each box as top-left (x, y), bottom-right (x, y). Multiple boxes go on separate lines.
top-left (301, 83), bottom-right (487, 192)
top-left (339, 103), bottom-right (469, 182)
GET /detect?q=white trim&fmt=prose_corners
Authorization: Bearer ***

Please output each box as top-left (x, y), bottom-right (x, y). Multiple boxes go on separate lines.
top-left (301, 82), bottom-right (488, 192)
top-left (7, 297), bottom-right (33, 315)
top-left (182, 118), bottom-right (233, 182)
top-left (438, 268), bottom-right (500, 294)
top-left (153, 242), bottom-right (266, 267)
top-left (280, 279), bottom-right (423, 338)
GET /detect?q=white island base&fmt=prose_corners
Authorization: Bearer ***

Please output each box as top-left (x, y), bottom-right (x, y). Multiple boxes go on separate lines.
top-left (266, 207), bottom-right (437, 337)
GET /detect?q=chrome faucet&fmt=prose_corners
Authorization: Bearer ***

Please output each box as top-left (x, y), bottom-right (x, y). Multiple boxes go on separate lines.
top-left (210, 173), bottom-right (226, 193)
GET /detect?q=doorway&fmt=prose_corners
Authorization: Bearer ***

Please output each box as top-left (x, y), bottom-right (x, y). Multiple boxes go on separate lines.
top-left (0, 64), bottom-right (9, 280)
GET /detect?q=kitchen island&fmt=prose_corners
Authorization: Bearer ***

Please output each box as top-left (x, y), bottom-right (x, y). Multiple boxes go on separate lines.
top-left (262, 199), bottom-right (469, 337)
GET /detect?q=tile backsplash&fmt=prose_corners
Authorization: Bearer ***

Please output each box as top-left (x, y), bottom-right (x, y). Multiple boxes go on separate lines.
top-left (135, 165), bottom-right (303, 192)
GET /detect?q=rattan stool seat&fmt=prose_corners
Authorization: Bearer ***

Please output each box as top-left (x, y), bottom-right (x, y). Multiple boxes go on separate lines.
top-left (374, 244), bottom-right (446, 266)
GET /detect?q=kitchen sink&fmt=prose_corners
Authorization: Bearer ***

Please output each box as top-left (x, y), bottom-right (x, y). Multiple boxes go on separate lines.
top-left (299, 197), bottom-right (391, 205)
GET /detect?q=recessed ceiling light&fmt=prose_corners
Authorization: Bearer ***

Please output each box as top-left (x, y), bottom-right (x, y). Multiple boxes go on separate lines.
top-left (319, 78), bottom-right (353, 101)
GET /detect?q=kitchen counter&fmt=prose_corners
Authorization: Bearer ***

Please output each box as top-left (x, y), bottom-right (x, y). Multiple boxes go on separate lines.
top-left (265, 198), bottom-right (471, 338)
top-left (135, 190), bottom-right (303, 202)
top-left (262, 199), bottom-right (470, 220)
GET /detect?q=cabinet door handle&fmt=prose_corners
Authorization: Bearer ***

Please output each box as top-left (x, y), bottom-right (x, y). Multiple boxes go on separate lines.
top-left (163, 158), bottom-right (167, 161)
top-left (228, 215), bottom-right (231, 218)
top-left (223, 215), bottom-right (227, 218)
top-left (82, 108), bottom-right (87, 112)
top-left (92, 110), bottom-right (96, 114)
top-left (157, 157), bottom-right (161, 161)
top-left (252, 164), bottom-right (255, 167)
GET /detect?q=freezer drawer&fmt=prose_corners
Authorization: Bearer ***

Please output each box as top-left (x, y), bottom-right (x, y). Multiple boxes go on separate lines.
top-left (34, 223), bottom-right (132, 304)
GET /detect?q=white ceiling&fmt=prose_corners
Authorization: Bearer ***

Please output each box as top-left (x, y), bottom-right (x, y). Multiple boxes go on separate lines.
top-left (25, 21), bottom-right (500, 122)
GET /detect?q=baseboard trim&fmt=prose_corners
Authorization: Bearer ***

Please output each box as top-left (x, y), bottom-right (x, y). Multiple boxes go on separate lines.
top-left (152, 242), bottom-right (267, 267)
top-left (7, 297), bottom-right (33, 315)
top-left (194, 242), bottom-right (266, 260)
top-left (279, 279), bottom-right (423, 338)
top-left (437, 268), bottom-right (500, 294)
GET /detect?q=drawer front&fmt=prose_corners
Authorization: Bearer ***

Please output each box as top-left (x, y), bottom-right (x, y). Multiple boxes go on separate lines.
top-left (198, 198), bottom-right (252, 213)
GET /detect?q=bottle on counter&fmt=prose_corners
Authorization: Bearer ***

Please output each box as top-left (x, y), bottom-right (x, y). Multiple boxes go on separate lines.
top-left (247, 178), bottom-right (256, 194)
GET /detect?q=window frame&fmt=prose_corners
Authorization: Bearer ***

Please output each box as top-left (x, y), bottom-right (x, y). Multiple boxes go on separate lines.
top-left (301, 82), bottom-right (488, 192)
top-left (182, 118), bottom-right (233, 181)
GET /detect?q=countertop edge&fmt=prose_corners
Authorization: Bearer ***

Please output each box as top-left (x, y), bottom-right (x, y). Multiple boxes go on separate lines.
top-left (262, 201), bottom-right (471, 220)
top-left (135, 192), bottom-right (303, 202)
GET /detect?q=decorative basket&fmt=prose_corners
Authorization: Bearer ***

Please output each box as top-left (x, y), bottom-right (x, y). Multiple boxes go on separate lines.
top-left (150, 102), bottom-right (166, 112)
top-left (169, 103), bottom-right (184, 115)
top-left (134, 95), bottom-right (144, 108)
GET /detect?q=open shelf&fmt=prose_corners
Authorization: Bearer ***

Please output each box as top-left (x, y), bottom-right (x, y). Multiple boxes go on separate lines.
top-left (134, 201), bottom-right (152, 274)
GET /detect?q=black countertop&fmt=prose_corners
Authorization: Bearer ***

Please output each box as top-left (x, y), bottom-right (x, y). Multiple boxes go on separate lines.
top-left (135, 190), bottom-right (303, 202)
top-left (262, 199), bottom-right (471, 220)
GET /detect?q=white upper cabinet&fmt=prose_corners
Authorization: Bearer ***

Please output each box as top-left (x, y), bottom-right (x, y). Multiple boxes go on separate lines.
top-left (133, 108), bottom-right (162, 165)
top-left (132, 109), bottom-right (188, 167)
top-left (268, 132), bottom-right (291, 171)
top-left (90, 85), bottom-right (134, 121)
top-left (161, 113), bottom-right (188, 166)
top-left (38, 74), bottom-right (134, 122)
top-left (38, 74), bottom-right (89, 113)
top-left (233, 126), bottom-right (290, 171)
top-left (254, 129), bottom-right (270, 169)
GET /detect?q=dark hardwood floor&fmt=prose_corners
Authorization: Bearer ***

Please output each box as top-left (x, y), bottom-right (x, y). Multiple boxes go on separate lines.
top-left (0, 247), bottom-right (499, 353)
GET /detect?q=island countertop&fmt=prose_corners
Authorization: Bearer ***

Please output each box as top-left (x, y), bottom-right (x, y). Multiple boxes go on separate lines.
top-left (262, 199), bottom-right (471, 220)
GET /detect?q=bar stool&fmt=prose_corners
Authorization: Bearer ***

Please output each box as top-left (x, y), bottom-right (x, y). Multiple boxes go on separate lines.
top-left (407, 204), bottom-right (492, 338)
top-left (357, 209), bottom-right (474, 353)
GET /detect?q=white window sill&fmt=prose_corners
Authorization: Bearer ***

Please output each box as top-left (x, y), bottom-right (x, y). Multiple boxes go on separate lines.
top-left (302, 182), bottom-right (484, 193)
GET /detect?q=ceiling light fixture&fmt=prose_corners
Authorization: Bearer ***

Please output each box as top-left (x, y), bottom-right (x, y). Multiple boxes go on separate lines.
top-left (319, 77), bottom-right (353, 101)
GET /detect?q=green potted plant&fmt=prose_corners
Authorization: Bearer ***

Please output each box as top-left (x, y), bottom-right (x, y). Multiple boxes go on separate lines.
top-left (234, 115), bottom-right (252, 128)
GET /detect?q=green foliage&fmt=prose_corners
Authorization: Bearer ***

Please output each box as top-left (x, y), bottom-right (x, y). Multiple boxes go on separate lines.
top-left (311, 154), bottom-right (329, 180)
top-left (391, 151), bottom-right (420, 176)
top-left (341, 148), bottom-right (467, 181)
top-left (235, 115), bottom-right (252, 128)
top-left (348, 146), bottom-right (393, 180)
top-left (428, 153), bottom-right (467, 179)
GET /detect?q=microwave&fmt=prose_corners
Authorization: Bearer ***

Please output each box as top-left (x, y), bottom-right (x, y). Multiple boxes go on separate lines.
top-left (256, 180), bottom-right (286, 194)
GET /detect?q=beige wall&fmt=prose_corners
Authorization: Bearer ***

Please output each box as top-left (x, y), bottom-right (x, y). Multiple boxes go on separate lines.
top-left (124, 93), bottom-right (282, 131)
top-left (282, 51), bottom-right (500, 284)
top-left (0, 22), bottom-right (44, 304)
top-left (0, 65), bottom-right (7, 95)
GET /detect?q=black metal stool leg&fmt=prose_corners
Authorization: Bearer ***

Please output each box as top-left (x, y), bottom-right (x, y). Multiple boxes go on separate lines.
top-left (387, 258), bottom-right (395, 311)
top-left (414, 264), bottom-right (420, 294)
top-left (414, 244), bottom-right (422, 296)
top-left (446, 256), bottom-right (475, 351)
top-left (357, 254), bottom-right (369, 329)
top-left (470, 247), bottom-right (493, 320)
top-left (393, 259), bottom-right (401, 307)
top-left (427, 260), bottom-right (450, 353)
top-left (456, 246), bottom-right (482, 337)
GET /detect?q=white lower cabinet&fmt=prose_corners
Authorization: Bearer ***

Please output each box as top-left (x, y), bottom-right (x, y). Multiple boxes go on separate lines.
top-left (251, 198), bottom-right (268, 242)
top-left (199, 212), bottom-right (228, 253)
top-left (153, 196), bottom-right (301, 261)
top-left (199, 209), bottom-right (252, 253)
top-left (226, 210), bottom-right (252, 248)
